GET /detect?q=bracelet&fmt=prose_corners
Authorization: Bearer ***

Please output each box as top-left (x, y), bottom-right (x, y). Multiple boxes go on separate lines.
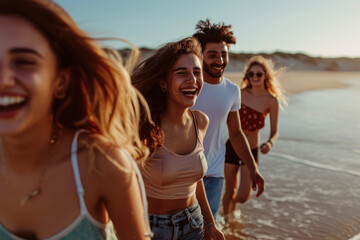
top-left (205, 221), bottom-right (214, 227)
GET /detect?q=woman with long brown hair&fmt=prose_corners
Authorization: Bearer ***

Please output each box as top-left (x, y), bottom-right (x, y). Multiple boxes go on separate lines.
top-left (0, 0), bottom-right (151, 239)
top-left (132, 37), bottom-right (224, 239)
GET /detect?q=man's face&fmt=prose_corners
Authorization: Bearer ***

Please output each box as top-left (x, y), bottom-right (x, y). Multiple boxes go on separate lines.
top-left (203, 41), bottom-right (229, 79)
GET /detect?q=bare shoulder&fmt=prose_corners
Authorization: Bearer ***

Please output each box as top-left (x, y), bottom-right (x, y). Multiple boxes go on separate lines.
top-left (74, 133), bottom-right (143, 226)
top-left (77, 133), bottom-right (135, 182)
top-left (241, 88), bottom-right (250, 98)
top-left (191, 110), bottom-right (209, 131)
top-left (268, 95), bottom-right (279, 107)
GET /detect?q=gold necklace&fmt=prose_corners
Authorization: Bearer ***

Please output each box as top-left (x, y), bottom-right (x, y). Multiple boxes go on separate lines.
top-left (20, 166), bottom-right (47, 206)
top-left (19, 127), bottom-right (61, 207)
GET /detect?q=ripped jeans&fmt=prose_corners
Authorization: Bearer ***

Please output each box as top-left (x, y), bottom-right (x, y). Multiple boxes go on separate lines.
top-left (148, 202), bottom-right (204, 240)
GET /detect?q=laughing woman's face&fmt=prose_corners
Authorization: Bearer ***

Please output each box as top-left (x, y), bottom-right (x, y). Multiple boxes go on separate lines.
top-left (164, 53), bottom-right (203, 110)
top-left (247, 65), bottom-right (266, 88)
top-left (0, 15), bottom-right (60, 135)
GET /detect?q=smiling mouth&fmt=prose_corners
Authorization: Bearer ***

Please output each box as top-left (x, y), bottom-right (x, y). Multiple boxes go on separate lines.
top-left (251, 78), bottom-right (261, 83)
top-left (180, 88), bottom-right (198, 96)
top-left (0, 96), bottom-right (27, 112)
top-left (211, 64), bottom-right (225, 70)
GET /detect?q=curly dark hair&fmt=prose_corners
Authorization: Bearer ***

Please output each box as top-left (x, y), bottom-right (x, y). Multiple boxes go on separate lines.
top-left (193, 18), bottom-right (236, 51)
top-left (131, 37), bottom-right (203, 154)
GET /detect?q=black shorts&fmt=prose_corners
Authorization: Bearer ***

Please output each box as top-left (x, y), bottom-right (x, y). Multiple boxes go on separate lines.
top-left (225, 139), bottom-right (258, 166)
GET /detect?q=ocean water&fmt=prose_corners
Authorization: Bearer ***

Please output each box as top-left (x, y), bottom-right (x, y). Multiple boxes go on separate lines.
top-left (220, 79), bottom-right (360, 240)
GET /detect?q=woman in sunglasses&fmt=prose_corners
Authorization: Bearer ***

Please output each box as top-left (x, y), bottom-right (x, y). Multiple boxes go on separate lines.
top-left (222, 55), bottom-right (287, 214)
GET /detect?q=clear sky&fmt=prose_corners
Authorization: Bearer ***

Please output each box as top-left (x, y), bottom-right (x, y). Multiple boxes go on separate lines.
top-left (54, 0), bottom-right (360, 58)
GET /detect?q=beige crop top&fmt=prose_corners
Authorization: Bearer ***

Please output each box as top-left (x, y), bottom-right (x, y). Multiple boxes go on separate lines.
top-left (139, 111), bottom-right (208, 200)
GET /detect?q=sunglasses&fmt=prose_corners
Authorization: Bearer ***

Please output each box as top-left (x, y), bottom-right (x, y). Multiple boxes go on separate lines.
top-left (248, 71), bottom-right (264, 78)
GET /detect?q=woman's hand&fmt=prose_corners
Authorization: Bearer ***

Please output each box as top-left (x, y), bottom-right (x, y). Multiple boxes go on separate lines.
top-left (260, 141), bottom-right (272, 154)
top-left (205, 223), bottom-right (225, 240)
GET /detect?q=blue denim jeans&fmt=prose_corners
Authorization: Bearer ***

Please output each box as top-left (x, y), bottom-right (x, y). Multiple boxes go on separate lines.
top-left (149, 202), bottom-right (204, 240)
top-left (203, 176), bottom-right (224, 221)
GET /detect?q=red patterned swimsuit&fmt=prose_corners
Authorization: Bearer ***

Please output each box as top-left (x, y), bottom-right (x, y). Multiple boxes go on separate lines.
top-left (225, 104), bottom-right (266, 165)
top-left (239, 103), bottom-right (265, 131)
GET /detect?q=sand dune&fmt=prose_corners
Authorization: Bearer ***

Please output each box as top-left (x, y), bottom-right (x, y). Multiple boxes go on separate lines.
top-left (129, 49), bottom-right (360, 72)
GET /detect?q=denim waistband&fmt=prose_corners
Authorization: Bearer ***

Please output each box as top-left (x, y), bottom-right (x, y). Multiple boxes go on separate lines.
top-left (149, 202), bottom-right (200, 226)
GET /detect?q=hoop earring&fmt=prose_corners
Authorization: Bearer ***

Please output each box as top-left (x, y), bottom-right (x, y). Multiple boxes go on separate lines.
top-left (54, 88), bottom-right (66, 99)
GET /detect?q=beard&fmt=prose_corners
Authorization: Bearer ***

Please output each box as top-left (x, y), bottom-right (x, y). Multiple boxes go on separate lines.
top-left (203, 61), bottom-right (225, 78)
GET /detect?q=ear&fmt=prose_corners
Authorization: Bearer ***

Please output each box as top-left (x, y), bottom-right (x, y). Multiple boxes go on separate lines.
top-left (54, 70), bottom-right (70, 99)
top-left (159, 80), bottom-right (167, 92)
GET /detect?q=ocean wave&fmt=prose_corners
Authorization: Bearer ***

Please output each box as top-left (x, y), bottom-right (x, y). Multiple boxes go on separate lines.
top-left (348, 233), bottom-right (360, 240)
top-left (269, 152), bottom-right (360, 177)
top-left (278, 137), bottom-right (359, 149)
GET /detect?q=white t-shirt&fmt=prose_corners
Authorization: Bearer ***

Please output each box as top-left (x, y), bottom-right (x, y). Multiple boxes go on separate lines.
top-left (192, 77), bottom-right (241, 178)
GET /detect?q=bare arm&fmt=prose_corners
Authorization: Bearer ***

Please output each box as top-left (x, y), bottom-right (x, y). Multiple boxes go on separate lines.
top-left (193, 110), bottom-right (224, 239)
top-left (99, 149), bottom-right (150, 239)
top-left (227, 111), bottom-right (256, 170)
top-left (260, 98), bottom-right (279, 154)
top-left (196, 180), bottom-right (224, 240)
top-left (227, 111), bottom-right (265, 197)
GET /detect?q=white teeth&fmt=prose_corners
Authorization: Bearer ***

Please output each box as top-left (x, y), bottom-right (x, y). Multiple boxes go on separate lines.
top-left (0, 96), bottom-right (25, 106)
top-left (181, 88), bottom-right (196, 93)
top-left (180, 88), bottom-right (197, 95)
top-left (212, 66), bottom-right (222, 70)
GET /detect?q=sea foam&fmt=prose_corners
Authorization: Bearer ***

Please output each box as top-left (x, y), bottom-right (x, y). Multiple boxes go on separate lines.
top-left (269, 152), bottom-right (360, 178)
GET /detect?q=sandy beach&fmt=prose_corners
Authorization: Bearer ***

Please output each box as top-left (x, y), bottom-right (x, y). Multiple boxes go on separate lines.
top-left (225, 71), bottom-right (360, 94)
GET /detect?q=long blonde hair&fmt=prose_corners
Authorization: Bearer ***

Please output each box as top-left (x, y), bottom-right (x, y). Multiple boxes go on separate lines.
top-left (242, 55), bottom-right (288, 109)
top-left (0, 0), bottom-right (149, 162)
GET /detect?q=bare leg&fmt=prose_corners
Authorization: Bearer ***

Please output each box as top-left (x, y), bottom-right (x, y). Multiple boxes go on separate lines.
top-left (222, 163), bottom-right (240, 215)
top-left (234, 165), bottom-right (253, 203)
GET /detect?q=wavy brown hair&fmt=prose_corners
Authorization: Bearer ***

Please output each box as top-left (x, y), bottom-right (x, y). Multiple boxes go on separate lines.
top-left (131, 37), bottom-right (202, 154)
top-left (193, 18), bottom-right (236, 51)
top-left (0, 0), bottom-right (149, 162)
top-left (242, 55), bottom-right (288, 109)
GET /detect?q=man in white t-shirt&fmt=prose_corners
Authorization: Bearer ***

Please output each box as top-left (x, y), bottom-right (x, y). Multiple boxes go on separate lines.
top-left (192, 19), bottom-right (265, 220)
